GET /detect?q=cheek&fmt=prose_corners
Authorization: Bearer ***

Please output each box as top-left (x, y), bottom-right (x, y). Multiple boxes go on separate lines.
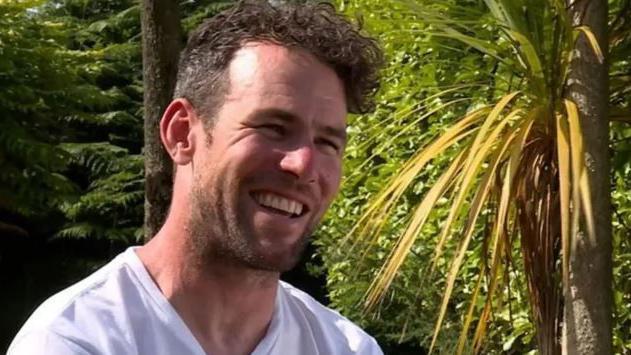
top-left (320, 159), bottom-right (343, 200)
top-left (222, 138), bottom-right (268, 171)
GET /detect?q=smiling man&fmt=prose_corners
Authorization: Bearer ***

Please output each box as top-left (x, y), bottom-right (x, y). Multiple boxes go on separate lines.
top-left (9, 1), bottom-right (383, 354)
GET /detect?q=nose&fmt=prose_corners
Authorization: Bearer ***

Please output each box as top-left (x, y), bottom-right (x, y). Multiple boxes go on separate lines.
top-left (279, 144), bottom-right (316, 183)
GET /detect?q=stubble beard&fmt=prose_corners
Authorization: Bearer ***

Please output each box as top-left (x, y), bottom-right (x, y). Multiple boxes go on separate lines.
top-left (187, 172), bottom-right (313, 274)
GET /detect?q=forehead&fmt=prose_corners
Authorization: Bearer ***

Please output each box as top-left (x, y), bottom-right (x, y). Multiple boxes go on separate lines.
top-left (222, 42), bottom-right (347, 122)
top-left (228, 42), bottom-right (331, 85)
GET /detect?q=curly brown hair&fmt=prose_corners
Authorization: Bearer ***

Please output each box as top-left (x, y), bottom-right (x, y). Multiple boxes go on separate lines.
top-left (173, 0), bottom-right (383, 122)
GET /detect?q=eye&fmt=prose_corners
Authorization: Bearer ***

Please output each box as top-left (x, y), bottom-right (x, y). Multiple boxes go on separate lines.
top-left (316, 137), bottom-right (341, 154)
top-left (259, 124), bottom-right (285, 137)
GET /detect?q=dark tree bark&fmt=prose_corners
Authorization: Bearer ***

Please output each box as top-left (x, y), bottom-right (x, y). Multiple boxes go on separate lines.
top-left (563, 0), bottom-right (612, 353)
top-left (140, 0), bottom-right (182, 241)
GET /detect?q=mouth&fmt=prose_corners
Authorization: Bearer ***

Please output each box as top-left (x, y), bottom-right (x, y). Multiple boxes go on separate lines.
top-left (251, 191), bottom-right (308, 219)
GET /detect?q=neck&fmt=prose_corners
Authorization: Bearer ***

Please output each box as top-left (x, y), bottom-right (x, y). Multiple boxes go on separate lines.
top-left (137, 212), bottom-right (279, 355)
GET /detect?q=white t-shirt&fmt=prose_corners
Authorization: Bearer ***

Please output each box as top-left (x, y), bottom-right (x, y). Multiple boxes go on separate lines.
top-left (8, 247), bottom-right (382, 355)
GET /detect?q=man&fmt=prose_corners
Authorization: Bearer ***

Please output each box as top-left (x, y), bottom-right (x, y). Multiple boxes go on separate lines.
top-left (8, 1), bottom-right (383, 354)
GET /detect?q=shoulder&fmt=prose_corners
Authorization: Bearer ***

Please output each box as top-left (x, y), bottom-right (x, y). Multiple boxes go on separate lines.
top-left (7, 328), bottom-right (94, 355)
top-left (8, 248), bottom-right (145, 354)
top-left (278, 281), bottom-right (383, 355)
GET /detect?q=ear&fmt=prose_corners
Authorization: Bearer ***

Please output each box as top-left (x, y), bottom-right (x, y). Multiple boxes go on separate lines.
top-left (160, 98), bottom-right (199, 165)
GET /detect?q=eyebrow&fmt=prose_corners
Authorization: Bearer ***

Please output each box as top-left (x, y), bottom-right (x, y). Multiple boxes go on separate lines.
top-left (254, 108), bottom-right (347, 143)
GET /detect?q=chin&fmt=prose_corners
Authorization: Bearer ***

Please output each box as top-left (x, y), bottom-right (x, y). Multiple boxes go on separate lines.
top-left (249, 239), bottom-right (307, 272)
top-left (243, 255), bottom-right (300, 273)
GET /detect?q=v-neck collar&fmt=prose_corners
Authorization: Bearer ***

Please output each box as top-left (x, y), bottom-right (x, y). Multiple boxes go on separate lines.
top-left (125, 247), bottom-right (282, 355)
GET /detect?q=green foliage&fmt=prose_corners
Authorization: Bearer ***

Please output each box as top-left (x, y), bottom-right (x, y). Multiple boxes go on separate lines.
top-left (609, 5), bottom-right (630, 337)
top-left (0, 0), bottom-right (145, 242)
top-left (318, 0), bottom-right (631, 353)
top-left (181, 0), bottom-right (234, 32)
top-left (58, 143), bottom-right (144, 241)
top-left (35, 0), bottom-right (145, 242)
top-left (610, 6), bottom-right (631, 337)
top-left (612, 122), bottom-right (631, 352)
top-left (48, 0), bottom-right (234, 242)
top-left (1, 0), bottom-right (239, 242)
top-left (319, 0), bottom-right (516, 352)
top-left (0, 0), bottom-right (84, 218)
top-left (45, 0), bottom-right (236, 242)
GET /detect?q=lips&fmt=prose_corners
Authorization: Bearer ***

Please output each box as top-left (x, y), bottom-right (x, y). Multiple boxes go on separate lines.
top-left (251, 191), bottom-right (306, 218)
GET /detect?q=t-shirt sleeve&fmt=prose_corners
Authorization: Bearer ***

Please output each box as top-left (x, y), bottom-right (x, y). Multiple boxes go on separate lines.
top-left (7, 329), bottom-right (93, 355)
top-left (357, 336), bottom-right (384, 355)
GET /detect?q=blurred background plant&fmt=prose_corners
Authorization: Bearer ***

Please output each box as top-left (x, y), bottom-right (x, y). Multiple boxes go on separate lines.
top-left (317, 0), bottom-right (631, 353)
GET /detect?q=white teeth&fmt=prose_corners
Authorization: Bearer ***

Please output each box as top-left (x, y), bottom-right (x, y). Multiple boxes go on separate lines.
top-left (288, 200), bottom-right (303, 215)
top-left (280, 197), bottom-right (290, 213)
top-left (254, 192), bottom-right (304, 216)
top-left (291, 201), bottom-right (302, 215)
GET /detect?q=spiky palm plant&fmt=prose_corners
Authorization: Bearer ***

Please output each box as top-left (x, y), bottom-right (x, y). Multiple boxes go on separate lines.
top-left (341, 0), bottom-right (606, 352)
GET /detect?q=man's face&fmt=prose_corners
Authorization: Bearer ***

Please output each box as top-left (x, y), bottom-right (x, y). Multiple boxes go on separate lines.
top-left (187, 43), bottom-right (347, 272)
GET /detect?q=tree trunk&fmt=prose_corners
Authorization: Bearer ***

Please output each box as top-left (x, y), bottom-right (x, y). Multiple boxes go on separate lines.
top-left (140, 0), bottom-right (182, 241)
top-left (563, 0), bottom-right (612, 353)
